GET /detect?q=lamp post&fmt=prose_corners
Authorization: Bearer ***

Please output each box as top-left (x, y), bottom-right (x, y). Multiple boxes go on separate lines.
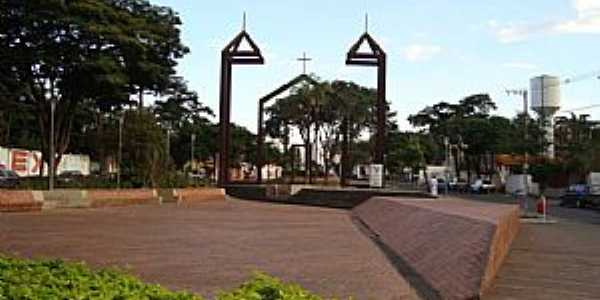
top-left (117, 115), bottom-right (124, 189)
top-left (49, 99), bottom-right (56, 191)
top-left (166, 126), bottom-right (172, 165)
top-left (191, 133), bottom-right (196, 172)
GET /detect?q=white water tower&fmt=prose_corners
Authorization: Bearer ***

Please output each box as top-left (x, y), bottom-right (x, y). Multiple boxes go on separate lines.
top-left (530, 75), bottom-right (561, 158)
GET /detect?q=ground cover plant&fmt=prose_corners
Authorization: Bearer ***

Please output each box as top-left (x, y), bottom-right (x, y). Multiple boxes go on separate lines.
top-left (0, 256), bottom-right (329, 300)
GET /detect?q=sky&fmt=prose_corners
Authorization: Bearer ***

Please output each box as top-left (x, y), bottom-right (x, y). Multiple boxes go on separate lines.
top-left (154, 0), bottom-right (600, 132)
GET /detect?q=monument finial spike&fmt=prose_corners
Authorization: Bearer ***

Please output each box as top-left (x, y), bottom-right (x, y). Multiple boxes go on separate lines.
top-left (365, 13), bottom-right (369, 33)
top-left (242, 11), bottom-right (247, 31)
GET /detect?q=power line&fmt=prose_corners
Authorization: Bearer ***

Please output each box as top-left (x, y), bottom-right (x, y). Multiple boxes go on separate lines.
top-left (509, 69), bottom-right (600, 93)
top-left (560, 104), bottom-right (600, 113)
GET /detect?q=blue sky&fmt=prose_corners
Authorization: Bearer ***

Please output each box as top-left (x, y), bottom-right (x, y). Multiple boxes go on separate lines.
top-left (155, 0), bottom-right (600, 131)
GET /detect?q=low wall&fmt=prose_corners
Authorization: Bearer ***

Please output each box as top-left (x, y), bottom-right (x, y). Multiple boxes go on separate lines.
top-left (0, 190), bottom-right (43, 212)
top-left (0, 188), bottom-right (225, 212)
top-left (174, 188), bottom-right (226, 204)
top-left (353, 197), bottom-right (520, 300)
top-left (88, 189), bottom-right (158, 208)
top-left (225, 184), bottom-right (434, 209)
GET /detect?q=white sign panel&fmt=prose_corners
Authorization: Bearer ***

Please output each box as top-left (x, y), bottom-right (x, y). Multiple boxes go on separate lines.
top-left (369, 164), bottom-right (384, 188)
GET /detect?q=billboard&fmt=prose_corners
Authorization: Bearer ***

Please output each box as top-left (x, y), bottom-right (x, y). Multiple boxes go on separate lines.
top-left (0, 146), bottom-right (90, 177)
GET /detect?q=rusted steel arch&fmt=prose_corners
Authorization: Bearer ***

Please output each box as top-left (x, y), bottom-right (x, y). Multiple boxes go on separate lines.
top-left (218, 29), bottom-right (264, 186)
top-left (346, 32), bottom-right (386, 66)
top-left (346, 31), bottom-right (387, 185)
top-left (256, 74), bottom-right (319, 183)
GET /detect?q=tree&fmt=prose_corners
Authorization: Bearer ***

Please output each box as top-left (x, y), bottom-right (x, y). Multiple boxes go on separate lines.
top-left (409, 94), bottom-right (500, 180)
top-left (0, 0), bottom-right (188, 176)
top-left (386, 130), bottom-right (426, 178)
top-left (120, 110), bottom-right (166, 187)
top-left (154, 78), bottom-right (214, 169)
top-left (265, 79), bottom-right (392, 179)
top-left (555, 113), bottom-right (600, 179)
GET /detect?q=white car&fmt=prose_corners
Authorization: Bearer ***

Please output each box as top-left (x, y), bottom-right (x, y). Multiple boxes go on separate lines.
top-left (471, 179), bottom-right (496, 194)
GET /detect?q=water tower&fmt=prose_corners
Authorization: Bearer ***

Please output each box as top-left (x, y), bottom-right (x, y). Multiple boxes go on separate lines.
top-left (530, 75), bottom-right (561, 158)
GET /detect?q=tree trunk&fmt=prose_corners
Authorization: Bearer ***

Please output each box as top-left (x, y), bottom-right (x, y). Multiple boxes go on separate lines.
top-left (96, 111), bottom-right (107, 175)
top-left (454, 148), bottom-right (460, 179)
top-left (138, 89), bottom-right (144, 110)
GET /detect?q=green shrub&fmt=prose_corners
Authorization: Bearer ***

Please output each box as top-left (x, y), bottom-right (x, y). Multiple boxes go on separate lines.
top-left (217, 273), bottom-right (324, 300)
top-left (0, 257), bottom-right (332, 300)
top-left (0, 256), bottom-right (202, 300)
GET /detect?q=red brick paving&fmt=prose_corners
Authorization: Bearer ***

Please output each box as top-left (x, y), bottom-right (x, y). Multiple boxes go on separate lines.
top-left (0, 199), bottom-right (419, 299)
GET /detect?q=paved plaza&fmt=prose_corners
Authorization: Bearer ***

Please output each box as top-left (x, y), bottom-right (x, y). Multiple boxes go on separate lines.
top-left (2, 195), bottom-right (600, 299)
top-left (0, 199), bottom-right (418, 299)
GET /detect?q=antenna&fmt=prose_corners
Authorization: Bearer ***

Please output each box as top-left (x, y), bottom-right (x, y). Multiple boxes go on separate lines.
top-left (365, 13), bottom-right (369, 33)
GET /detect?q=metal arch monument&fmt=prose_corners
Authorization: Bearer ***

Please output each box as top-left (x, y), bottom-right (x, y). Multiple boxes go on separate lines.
top-left (218, 18), bottom-right (264, 186)
top-left (218, 16), bottom-right (387, 186)
top-left (256, 73), bottom-right (319, 184)
top-left (345, 18), bottom-right (387, 169)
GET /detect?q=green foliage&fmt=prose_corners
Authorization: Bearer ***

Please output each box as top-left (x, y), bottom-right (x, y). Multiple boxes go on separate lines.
top-left (157, 171), bottom-right (192, 189)
top-left (0, 257), bottom-right (333, 300)
top-left (121, 110), bottom-right (166, 187)
top-left (217, 273), bottom-right (324, 300)
top-left (0, 256), bottom-right (201, 300)
top-left (265, 78), bottom-right (396, 174)
top-left (555, 113), bottom-right (600, 174)
top-left (0, 0), bottom-right (189, 172)
top-left (408, 94), bottom-right (548, 179)
top-left (386, 131), bottom-right (426, 175)
top-left (530, 161), bottom-right (563, 192)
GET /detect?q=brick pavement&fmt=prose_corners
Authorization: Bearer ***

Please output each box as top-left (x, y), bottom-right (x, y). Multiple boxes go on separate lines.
top-left (0, 199), bottom-right (419, 299)
top-left (458, 194), bottom-right (600, 300)
top-left (484, 219), bottom-right (600, 300)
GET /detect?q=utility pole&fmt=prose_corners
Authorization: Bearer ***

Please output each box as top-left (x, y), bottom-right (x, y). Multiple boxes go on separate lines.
top-left (49, 99), bottom-right (56, 191)
top-left (507, 89), bottom-right (530, 197)
top-left (117, 115), bottom-right (124, 189)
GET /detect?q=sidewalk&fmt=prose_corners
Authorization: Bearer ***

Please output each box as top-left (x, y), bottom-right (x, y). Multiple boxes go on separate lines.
top-left (462, 194), bottom-right (600, 299)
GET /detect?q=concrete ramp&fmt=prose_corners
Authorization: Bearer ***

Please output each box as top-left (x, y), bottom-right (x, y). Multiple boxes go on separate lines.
top-left (353, 197), bottom-right (520, 300)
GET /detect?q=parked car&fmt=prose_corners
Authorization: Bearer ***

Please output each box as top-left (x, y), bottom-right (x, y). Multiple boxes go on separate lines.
top-left (57, 170), bottom-right (84, 184)
top-left (436, 178), bottom-right (449, 193)
top-left (560, 183), bottom-right (599, 208)
top-left (471, 179), bottom-right (496, 194)
top-left (449, 178), bottom-right (469, 192)
top-left (0, 169), bottom-right (20, 188)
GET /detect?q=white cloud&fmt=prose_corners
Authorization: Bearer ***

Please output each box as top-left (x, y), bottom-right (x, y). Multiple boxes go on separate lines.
top-left (502, 62), bottom-right (538, 70)
top-left (490, 0), bottom-right (600, 43)
top-left (554, 0), bottom-right (600, 33)
top-left (401, 44), bottom-right (442, 62)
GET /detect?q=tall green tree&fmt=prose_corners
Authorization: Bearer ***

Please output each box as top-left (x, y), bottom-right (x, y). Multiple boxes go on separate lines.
top-left (154, 78), bottom-right (214, 169)
top-left (0, 0), bottom-right (188, 175)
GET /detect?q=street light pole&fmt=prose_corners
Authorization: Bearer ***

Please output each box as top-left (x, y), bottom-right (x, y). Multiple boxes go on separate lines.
top-left (49, 99), bottom-right (56, 191)
top-left (166, 128), bottom-right (171, 165)
top-left (117, 115), bottom-right (124, 189)
top-left (191, 133), bottom-right (196, 172)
